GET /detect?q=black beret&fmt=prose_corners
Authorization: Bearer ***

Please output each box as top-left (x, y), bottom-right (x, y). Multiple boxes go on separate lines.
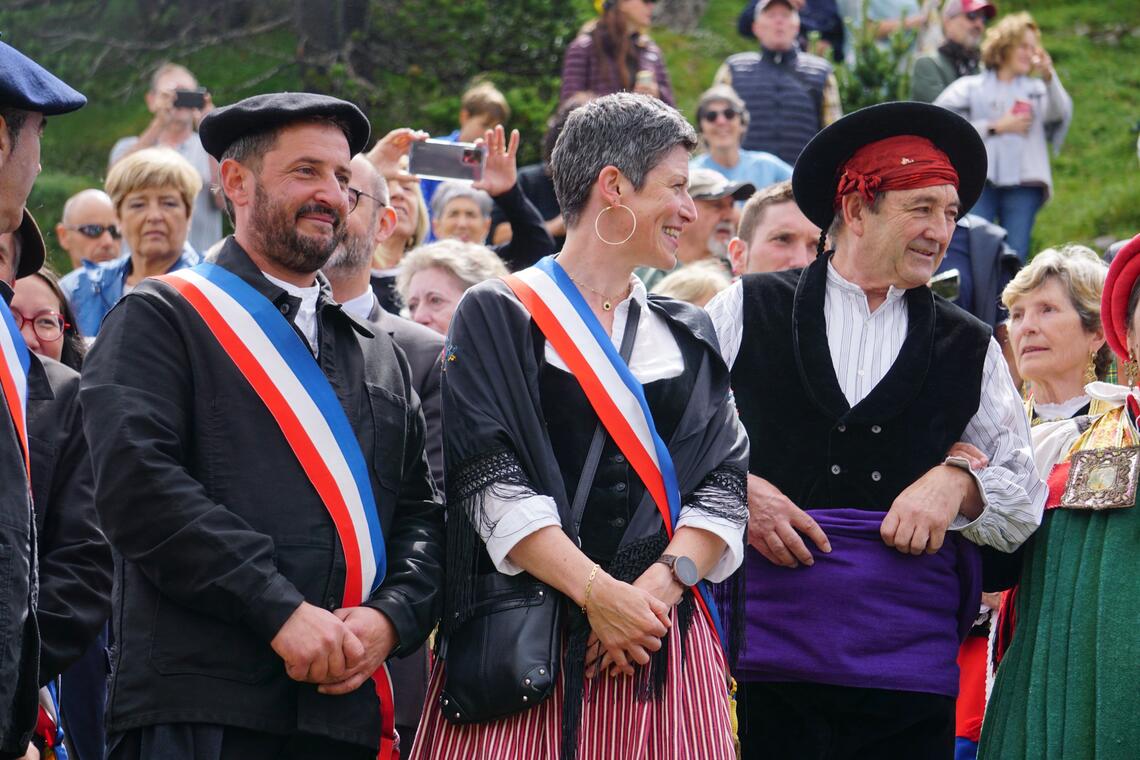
top-left (15, 208), bottom-right (45, 279)
top-left (199, 92), bottom-right (370, 161)
top-left (0, 41), bottom-right (86, 115)
top-left (792, 101), bottom-right (987, 230)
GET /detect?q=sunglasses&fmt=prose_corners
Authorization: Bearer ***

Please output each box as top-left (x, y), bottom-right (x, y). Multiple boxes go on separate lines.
top-left (64, 223), bottom-right (122, 240)
top-left (965, 10), bottom-right (988, 22)
top-left (701, 108), bottom-right (740, 123)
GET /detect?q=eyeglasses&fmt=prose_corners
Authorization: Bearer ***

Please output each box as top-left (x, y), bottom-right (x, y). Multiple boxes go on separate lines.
top-left (10, 308), bottom-right (68, 343)
top-left (347, 188), bottom-right (387, 214)
top-left (964, 10), bottom-right (988, 22)
top-left (63, 223), bottom-right (122, 240)
top-left (701, 108), bottom-right (740, 123)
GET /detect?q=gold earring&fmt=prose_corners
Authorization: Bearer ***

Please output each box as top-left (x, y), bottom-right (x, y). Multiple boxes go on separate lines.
top-left (1127, 351), bottom-right (1139, 387)
top-left (1084, 352), bottom-right (1098, 384)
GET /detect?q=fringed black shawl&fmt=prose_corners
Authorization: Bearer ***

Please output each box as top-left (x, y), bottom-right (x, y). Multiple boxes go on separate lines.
top-left (439, 278), bottom-right (748, 758)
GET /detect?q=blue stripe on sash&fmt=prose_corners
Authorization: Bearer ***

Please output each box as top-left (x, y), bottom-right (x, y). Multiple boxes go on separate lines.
top-left (534, 256), bottom-right (727, 649)
top-left (192, 262), bottom-right (387, 591)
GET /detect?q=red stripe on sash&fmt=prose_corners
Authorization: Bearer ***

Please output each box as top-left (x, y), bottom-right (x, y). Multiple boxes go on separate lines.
top-left (502, 274), bottom-right (672, 525)
top-left (158, 275), bottom-right (365, 606)
top-left (0, 360), bottom-right (29, 482)
top-left (503, 274), bottom-right (724, 650)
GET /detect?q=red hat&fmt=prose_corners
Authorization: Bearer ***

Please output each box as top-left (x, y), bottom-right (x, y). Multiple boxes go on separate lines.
top-left (1100, 232), bottom-right (1140, 361)
top-left (944, 0), bottom-right (997, 19)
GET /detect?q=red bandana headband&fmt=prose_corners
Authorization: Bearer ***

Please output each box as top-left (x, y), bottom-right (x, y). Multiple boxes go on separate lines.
top-left (834, 135), bottom-right (960, 209)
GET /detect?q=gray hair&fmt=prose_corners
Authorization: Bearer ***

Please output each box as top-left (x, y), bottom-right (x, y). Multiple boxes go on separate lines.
top-left (395, 239), bottom-right (508, 305)
top-left (551, 92), bottom-right (698, 228)
top-left (430, 181), bottom-right (492, 220)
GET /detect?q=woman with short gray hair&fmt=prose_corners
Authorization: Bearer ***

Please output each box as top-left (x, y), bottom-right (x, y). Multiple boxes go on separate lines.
top-left (409, 92), bottom-right (746, 760)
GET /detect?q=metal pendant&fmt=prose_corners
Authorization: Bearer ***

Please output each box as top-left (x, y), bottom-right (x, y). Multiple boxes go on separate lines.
top-left (602, 300), bottom-right (612, 311)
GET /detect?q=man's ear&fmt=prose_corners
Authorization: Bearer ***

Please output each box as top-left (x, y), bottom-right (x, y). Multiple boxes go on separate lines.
top-left (374, 206), bottom-right (398, 248)
top-left (841, 193), bottom-right (870, 238)
top-left (0, 116), bottom-right (12, 167)
top-left (219, 159), bottom-right (252, 211)
top-left (727, 236), bottom-right (747, 276)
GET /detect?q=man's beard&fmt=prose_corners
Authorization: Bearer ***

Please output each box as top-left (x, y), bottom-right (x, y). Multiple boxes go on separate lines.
top-left (324, 219), bottom-right (377, 275)
top-left (707, 222), bottom-right (734, 261)
top-left (248, 182), bottom-right (345, 274)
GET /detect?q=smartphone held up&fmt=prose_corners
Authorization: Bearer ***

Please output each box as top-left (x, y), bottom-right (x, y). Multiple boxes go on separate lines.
top-left (173, 87), bottom-right (208, 110)
top-left (409, 139), bottom-right (486, 183)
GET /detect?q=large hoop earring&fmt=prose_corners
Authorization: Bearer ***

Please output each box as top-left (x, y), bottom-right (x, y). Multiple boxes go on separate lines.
top-left (594, 203), bottom-right (637, 246)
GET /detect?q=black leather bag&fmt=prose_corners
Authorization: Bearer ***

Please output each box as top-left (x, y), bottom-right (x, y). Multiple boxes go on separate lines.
top-left (438, 300), bottom-right (643, 725)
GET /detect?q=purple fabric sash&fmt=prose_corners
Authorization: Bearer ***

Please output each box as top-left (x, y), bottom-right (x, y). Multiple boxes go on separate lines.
top-left (737, 508), bottom-right (980, 696)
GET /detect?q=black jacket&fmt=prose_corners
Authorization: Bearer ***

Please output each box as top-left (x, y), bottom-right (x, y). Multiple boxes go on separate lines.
top-left (80, 241), bottom-right (445, 749)
top-left (27, 356), bottom-right (112, 685)
top-left (0, 283), bottom-right (38, 760)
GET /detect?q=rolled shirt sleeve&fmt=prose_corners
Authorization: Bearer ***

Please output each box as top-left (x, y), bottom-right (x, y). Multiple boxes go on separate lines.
top-left (477, 485), bottom-right (563, 575)
top-left (948, 338), bottom-right (1047, 551)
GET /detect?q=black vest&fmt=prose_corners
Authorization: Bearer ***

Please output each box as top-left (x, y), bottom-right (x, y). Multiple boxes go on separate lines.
top-left (730, 256), bottom-right (990, 511)
top-left (727, 47), bottom-right (832, 165)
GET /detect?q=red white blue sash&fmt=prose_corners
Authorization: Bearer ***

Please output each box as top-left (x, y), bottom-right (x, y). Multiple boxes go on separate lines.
top-left (156, 263), bottom-right (397, 759)
top-left (0, 299), bottom-right (31, 483)
top-left (502, 256), bottom-right (727, 651)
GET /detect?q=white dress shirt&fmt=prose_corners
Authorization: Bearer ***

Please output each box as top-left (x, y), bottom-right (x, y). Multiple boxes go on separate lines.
top-left (479, 277), bottom-right (745, 582)
top-left (704, 263), bottom-right (1046, 552)
top-left (263, 272), bottom-right (320, 354)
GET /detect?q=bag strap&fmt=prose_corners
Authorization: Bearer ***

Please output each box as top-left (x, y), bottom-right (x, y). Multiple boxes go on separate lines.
top-left (568, 299), bottom-right (641, 543)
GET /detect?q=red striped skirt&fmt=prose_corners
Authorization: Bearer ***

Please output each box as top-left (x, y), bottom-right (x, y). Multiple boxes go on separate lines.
top-left (408, 609), bottom-right (734, 760)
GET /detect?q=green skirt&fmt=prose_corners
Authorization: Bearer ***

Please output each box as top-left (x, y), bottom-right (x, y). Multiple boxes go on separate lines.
top-left (979, 504), bottom-right (1140, 759)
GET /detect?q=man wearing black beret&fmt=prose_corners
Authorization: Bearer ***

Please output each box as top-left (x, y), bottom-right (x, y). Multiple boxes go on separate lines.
top-left (705, 102), bottom-right (1046, 759)
top-left (0, 40), bottom-right (85, 760)
top-left (82, 92), bottom-right (444, 760)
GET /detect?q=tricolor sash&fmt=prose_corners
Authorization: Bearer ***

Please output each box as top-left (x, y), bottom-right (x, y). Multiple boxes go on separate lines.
top-left (0, 299), bottom-right (31, 483)
top-left (155, 263), bottom-right (397, 760)
top-left (501, 256), bottom-right (728, 651)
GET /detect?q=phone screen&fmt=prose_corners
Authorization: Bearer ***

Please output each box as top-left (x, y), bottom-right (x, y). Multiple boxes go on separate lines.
top-left (409, 140), bottom-right (485, 183)
top-left (173, 88), bottom-right (207, 110)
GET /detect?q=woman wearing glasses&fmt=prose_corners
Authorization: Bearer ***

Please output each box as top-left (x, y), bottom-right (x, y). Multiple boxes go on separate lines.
top-left (689, 85), bottom-right (792, 194)
top-left (60, 147), bottom-right (201, 336)
top-left (11, 268), bottom-right (86, 369)
top-left (560, 0), bottom-right (674, 106)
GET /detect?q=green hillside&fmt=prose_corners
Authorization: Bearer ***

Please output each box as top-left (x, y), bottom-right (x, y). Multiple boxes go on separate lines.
top-left (7, 0), bottom-right (1140, 268)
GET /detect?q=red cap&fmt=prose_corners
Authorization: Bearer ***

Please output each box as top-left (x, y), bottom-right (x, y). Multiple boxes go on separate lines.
top-left (945, 0), bottom-right (997, 19)
top-left (1100, 233), bottom-right (1140, 362)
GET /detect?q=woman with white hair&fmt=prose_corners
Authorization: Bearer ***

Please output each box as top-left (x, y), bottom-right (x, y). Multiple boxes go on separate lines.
top-left (395, 239), bottom-right (508, 335)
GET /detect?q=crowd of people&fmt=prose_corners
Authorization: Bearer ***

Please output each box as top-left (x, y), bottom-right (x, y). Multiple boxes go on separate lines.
top-left (0, 1), bottom-right (1133, 759)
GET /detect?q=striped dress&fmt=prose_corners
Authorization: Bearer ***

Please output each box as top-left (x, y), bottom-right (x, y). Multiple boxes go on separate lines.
top-left (408, 610), bottom-right (734, 760)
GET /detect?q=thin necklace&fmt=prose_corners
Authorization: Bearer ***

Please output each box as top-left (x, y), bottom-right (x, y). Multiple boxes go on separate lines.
top-left (565, 271), bottom-right (631, 311)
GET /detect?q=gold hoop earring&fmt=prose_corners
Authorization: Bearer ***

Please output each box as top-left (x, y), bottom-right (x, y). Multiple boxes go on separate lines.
top-left (594, 203), bottom-right (637, 246)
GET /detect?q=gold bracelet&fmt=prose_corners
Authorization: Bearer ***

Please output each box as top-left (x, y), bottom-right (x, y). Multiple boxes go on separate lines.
top-left (581, 563), bottom-right (600, 614)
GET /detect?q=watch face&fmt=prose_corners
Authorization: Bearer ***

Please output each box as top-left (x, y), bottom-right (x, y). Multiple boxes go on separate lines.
top-left (674, 555), bottom-right (700, 586)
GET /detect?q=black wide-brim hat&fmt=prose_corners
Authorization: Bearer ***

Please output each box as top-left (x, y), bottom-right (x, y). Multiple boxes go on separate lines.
top-left (199, 92), bottom-right (370, 161)
top-left (792, 101), bottom-right (987, 230)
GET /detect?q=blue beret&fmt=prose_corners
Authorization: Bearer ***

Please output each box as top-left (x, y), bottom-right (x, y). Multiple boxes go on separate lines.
top-left (199, 92), bottom-right (370, 161)
top-left (0, 41), bottom-right (86, 115)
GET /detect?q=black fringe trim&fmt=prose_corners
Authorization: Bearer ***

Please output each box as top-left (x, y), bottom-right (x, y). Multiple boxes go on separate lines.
top-left (442, 446), bottom-right (535, 637)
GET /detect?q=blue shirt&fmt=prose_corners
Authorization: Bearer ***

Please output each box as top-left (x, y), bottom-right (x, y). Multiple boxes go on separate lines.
top-left (60, 244), bottom-right (200, 337)
top-left (690, 151), bottom-right (793, 192)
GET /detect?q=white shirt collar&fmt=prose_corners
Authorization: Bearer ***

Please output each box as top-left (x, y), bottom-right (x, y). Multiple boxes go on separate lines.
top-left (340, 288), bottom-right (375, 321)
top-left (826, 260), bottom-right (907, 306)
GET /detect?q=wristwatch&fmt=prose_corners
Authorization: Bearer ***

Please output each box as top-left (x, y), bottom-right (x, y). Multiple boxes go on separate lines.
top-left (655, 553), bottom-right (699, 586)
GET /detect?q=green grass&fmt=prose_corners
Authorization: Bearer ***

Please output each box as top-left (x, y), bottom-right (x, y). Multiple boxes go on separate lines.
top-left (17, 0), bottom-right (1140, 265)
top-left (657, 0), bottom-right (1140, 253)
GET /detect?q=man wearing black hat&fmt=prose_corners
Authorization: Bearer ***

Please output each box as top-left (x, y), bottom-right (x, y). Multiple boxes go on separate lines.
top-left (705, 102), bottom-right (1045, 758)
top-left (81, 92), bottom-right (444, 760)
top-left (0, 41), bottom-right (86, 760)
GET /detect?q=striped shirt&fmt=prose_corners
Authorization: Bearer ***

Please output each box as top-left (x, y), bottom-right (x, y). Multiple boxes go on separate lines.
top-left (705, 263), bottom-right (1046, 552)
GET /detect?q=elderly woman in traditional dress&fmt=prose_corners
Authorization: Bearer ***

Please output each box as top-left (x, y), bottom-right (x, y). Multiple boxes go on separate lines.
top-left (1003, 245), bottom-right (1111, 421)
top-left (979, 237), bottom-right (1140, 758)
top-left (409, 93), bottom-right (747, 760)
